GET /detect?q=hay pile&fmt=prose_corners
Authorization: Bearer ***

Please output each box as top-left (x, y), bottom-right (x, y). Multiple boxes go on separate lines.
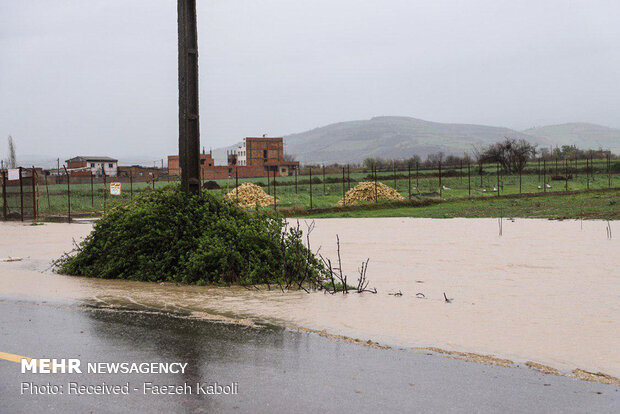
top-left (225, 183), bottom-right (275, 208)
top-left (338, 181), bottom-right (404, 205)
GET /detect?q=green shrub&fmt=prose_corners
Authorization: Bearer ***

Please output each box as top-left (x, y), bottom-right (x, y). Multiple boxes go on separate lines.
top-left (56, 186), bottom-right (325, 287)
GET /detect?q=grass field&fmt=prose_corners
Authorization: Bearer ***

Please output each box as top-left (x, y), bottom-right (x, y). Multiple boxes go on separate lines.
top-left (4, 159), bottom-right (616, 219)
top-left (291, 189), bottom-right (619, 220)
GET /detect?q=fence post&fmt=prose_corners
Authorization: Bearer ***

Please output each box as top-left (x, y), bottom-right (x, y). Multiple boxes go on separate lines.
top-left (460, 160), bottom-right (463, 184)
top-left (309, 167), bottom-right (313, 209)
top-left (496, 163), bottom-right (500, 197)
top-left (267, 169), bottom-right (270, 195)
top-left (19, 167), bottom-right (24, 221)
top-left (438, 161), bottom-right (442, 198)
top-left (519, 166), bottom-right (522, 194)
top-left (273, 169), bottom-right (277, 211)
top-left (538, 158), bottom-right (541, 182)
top-left (63, 166), bottom-right (71, 222)
top-left (295, 168), bottom-right (298, 194)
top-left (373, 164), bottom-right (378, 203)
top-left (323, 165), bottom-right (326, 195)
top-left (44, 173), bottom-right (51, 212)
top-left (468, 162), bottom-right (471, 198)
top-left (586, 157), bottom-right (589, 189)
top-left (1, 171), bottom-right (6, 220)
top-left (347, 164), bottom-right (351, 190)
top-left (129, 171), bottom-right (133, 200)
top-left (393, 162), bottom-right (397, 190)
top-left (235, 168), bottom-right (239, 202)
top-left (103, 170), bottom-right (107, 213)
top-left (88, 172), bottom-right (93, 206)
top-left (573, 155), bottom-right (577, 178)
top-left (408, 163), bottom-right (411, 199)
top-left (543, 159), bottom-right (546, 192)
top-left (342, 167), bottom-right (346, 206)
top-left (565, 158), bottom-right (568, 191)
top-left (416, 161), bottom-right (419, 190)
top-left (31, 167), bottom-right (37, 220)
top-left (608, 153), bottom-right (612, 188)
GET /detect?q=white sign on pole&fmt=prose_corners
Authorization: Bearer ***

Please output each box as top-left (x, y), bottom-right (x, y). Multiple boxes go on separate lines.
top-left (8, 169), bottom-right (20, 181)
top-left (110, 182), bottom-right (121, 196)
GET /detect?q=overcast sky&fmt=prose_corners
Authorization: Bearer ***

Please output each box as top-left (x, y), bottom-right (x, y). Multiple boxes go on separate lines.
top-left (1, 0), bottom-right (619, 162)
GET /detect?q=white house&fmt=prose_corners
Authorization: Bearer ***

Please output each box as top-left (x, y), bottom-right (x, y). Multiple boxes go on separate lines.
top-left (65, 156), bottom-right (119, 177)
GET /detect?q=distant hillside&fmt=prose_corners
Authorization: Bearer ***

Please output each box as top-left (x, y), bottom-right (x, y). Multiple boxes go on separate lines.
top-left (283, 116), bottom-right (548, 164)
top-left (523, 123), bottom-right (620, 153)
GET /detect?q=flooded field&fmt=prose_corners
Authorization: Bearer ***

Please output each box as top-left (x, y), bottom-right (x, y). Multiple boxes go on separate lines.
top-left (0, 218), bottom-right (618, 377)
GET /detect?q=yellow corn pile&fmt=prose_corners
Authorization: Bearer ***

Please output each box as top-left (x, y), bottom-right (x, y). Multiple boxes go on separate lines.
top-left (338, 181), bottom-right (404, 205)
top-left (225, 183), bottom-right (276, 208)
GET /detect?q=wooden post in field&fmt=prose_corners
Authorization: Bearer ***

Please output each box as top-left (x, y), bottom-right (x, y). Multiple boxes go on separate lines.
top-left (543, 159), bottom-right (546, 192)
top-left (309, 167), bottom-right (313, 209)
top-left (393, 162), bottom-right (397, 190)
top-left (408, 163), bottom-right (411, 199)
top-left (347, 164), bottom-right (351, 190)
top-left (468, 162), bottom-right (471, 198)
top-left (31, 167), bottom-right (37, 220)
top-left (323, 165), bottom-right (326, 195)
top-left (519, 166), bottom-right (522, 194)
top-left (267, 169), bottom-right (270, 195)
top-left (294, 167), bottom-right (298, 194)
top-left (586, 157), bottom-right (590, 189)
top-left (19, 167), bottom-right (24, 221)
top-left (103, 169), bottom-right (107, 213)
top-left (565, 158), bottom-right (568, 191)
top-left (44, 173), bottom-right (51, 212)
top-left (63, 166), bottom-right (71, 222)
top-left (416, 161), bottom-right (419, 190)
top-left (496, 163), bottom-right (500, 197)
top-left (342, 167), bottom-right (346, 206)
top-left (129, 171), bottom-right (133, 200)
top-left (373, 164), bottom-right (378, 203)
top-left (537, 158), bottom-right (541, 182)
top-left (574, 155), bottom-right (578, 178)
top-left (438, 160), bottom-right (442, 198)
top-left (608, 153), bottom-right (612, 188)
top-left (460, 160), bottom-right (463, 184)
top-left (273, 169), bottom-right (277, 211)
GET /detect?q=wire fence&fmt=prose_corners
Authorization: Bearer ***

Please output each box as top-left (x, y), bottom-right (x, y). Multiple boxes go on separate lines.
top-left (1, 156), bottom-right (617, 221)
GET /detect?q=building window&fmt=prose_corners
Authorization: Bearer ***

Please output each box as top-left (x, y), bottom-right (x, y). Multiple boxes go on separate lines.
top-left (108, 164), bottom-right (113, 168)
top-left (91, 163), bottom-right (95, 167)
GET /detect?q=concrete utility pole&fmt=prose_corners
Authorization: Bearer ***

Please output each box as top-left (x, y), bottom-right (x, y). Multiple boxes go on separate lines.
top-left (178, 0), bottom-right (201, 194)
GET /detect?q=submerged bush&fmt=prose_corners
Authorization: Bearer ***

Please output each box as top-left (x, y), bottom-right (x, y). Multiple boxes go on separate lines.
top-left (56, 187), bottom-right (325, 286)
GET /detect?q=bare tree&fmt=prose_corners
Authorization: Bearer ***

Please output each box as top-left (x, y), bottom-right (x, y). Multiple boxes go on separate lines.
top-left (480, 138), bottom-right (536, 173)
top-left (283, 152), bottom-right (297, 162)
top-left (7, 135), bottom-right (16, 168)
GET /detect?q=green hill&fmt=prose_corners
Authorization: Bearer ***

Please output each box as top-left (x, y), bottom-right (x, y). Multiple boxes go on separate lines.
top-left (284, 116), bottom-right (549, 164)
top-left (523, 123), bottom-right (620, 153)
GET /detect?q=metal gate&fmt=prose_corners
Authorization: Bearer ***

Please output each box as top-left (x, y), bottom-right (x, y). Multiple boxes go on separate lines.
top-left (2, 168), bottom-right (38, 221)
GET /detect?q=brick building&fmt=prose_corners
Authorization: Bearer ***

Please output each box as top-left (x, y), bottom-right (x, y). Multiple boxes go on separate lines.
top-left (168, 137), bottom-right (298, 180)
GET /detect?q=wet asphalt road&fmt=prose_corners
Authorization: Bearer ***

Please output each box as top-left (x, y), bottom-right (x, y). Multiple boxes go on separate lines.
top-left (0, 299), bottom-right (617, 413)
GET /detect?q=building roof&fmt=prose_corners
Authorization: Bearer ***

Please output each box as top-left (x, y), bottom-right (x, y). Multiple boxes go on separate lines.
top-left (66, 156), bottom-right (118, 163)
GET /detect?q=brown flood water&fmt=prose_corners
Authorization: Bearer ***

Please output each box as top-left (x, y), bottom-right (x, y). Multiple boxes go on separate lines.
top-left (0, 218), bottom-right (618, 376)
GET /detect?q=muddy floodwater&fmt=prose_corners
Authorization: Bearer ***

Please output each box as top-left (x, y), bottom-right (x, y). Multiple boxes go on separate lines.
top-left (0, 218), bottom-right (618, 377)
